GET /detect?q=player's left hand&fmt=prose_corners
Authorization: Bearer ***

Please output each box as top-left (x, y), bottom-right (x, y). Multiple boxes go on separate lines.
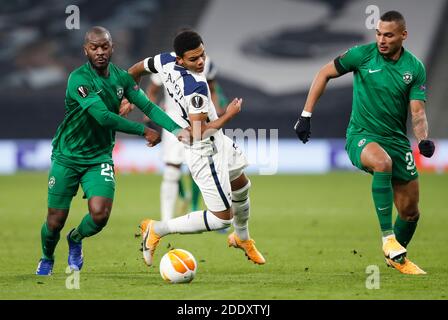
top-left (119, 98), bottom-right (135, 117)
top-left (418, 139), bottom-right (435, 158)
top-left (294, 116), bottom-right (311, 144)
top-left (144, 127), bottom-right (161, 147)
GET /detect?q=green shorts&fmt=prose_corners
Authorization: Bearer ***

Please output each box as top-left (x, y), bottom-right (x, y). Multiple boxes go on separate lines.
top-left (345, 135), bottom-right (418, 182)
top-left (47, 161), bottom-right (116, 209)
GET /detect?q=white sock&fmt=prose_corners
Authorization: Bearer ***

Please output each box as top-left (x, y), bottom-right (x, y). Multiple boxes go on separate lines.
top-left (160, 166), bottom-right (181, 221)
top-left (154, 210), bottom-right (232, 236)
top-left (382, 233), bottom-right (396, 245)
top-left (232, 181), bottom-right (251, 241)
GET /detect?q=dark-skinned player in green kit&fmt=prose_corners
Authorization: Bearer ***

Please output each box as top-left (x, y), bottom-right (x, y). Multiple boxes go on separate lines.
top-left (36, 26), bottom-right (188, 275)
top-left (294, 11), bottom-right (435, 275)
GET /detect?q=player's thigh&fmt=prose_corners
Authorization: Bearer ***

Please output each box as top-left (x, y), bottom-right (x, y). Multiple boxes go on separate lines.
top-left (345, 136), bottom-right (377, 172)
top-left (223, 135), bottom-right (248, 182)
top-left (80, 163), bottom-right (116, 200)
top-left (162, 129), bottom-right (185, 165)
top-left (47, 161), bottom-right (81, 209)
top-left (185, 151), bottom-right (231, 212)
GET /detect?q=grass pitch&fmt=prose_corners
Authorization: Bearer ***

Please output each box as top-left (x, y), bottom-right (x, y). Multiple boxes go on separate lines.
top-left (0, 172), bottom-right (447, 299)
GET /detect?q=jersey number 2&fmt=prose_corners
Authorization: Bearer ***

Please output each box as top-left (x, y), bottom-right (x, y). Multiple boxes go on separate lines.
top-left (405, 152), bottom-right (416, 170)
top-left (101, 163), bottom-right (115, 182)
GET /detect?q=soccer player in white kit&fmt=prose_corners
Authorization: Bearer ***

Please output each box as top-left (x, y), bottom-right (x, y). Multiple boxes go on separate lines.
top-left (128, 30), bottom-right (265, 266)
top-left (147, 58), bottom-right (224, 222)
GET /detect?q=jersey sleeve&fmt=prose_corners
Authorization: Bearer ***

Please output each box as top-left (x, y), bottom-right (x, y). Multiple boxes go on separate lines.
top-left (121, 72), bottom-right (181, 133)
top-left (334, 45), bottom-right (366, 74)
top-left (409, 62), bottom-right (427, 102)
top-left (185, 81), bottom-right (209, 115)
top-left (67, 72), bottom-right (102, 109)
top-left (150, 52), bottom-right (176, 74)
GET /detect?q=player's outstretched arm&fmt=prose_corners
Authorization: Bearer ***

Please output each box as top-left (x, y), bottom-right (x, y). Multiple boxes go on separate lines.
top-left (410, 100), bottom-right (435, 157)
top-left (128, 59), bottom-right (152, 83)
top-left (123, 73), bottom-right (184, 138)
top-left (294, 61), bottom-right (341, 144)
top-left (190, 98), bottom-right (242, 140)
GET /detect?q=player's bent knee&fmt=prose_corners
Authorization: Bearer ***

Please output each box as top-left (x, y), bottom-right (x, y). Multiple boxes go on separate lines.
top-left (206, 210), bottom-right (232, 230)
top-left (232, 179), bottom-right (251, 201)
top-left (47, 208), bottom-right (68, 231)
top-left (400, 208), bottom-right (420, 221)
top-left (373, 158), bottom-right (393, 172)
top-left (163, 165), bottom-right (182, 182)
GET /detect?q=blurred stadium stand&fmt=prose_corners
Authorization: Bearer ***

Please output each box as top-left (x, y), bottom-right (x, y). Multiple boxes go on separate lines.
top-left (0, 0), bottom-right (446, 139)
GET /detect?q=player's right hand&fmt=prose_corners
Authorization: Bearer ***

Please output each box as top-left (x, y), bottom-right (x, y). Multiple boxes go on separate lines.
top-left (294, 116), bottom-right (311, 144)
top-left (119, 98), bottom-right (134, 117)
top-left (225, 98), bottom-right (243, 118)
top-left (144, 127), bottom-right (161, 147)
top-left (418, 139), bottom-right (435, 157)
top-left (177, 127), bottom-right (193, 145)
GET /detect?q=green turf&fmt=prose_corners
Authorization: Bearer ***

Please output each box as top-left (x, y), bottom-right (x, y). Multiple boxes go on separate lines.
top-left (0, 172), bottom-right (447, 299)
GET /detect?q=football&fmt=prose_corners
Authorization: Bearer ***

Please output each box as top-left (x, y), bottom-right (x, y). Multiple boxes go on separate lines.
top-left (159, 249), bottom-right (197, 284)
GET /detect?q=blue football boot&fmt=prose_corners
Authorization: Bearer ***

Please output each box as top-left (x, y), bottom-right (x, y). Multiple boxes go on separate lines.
top-left (36, 258), bottom-right (54, 275)
top-left (67, 228), bottom-right (84, 271)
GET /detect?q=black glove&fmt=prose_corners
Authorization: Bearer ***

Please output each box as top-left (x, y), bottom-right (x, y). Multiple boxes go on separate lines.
top-left (294, 116), bottom-right (311, 144)
top-left (418, 140), bottom-right (435, 158)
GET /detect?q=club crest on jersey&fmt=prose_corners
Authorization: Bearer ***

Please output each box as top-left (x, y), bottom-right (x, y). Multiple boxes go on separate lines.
top-left (358, 138), bottom-right (366, 147)
top-left (116, 87), bottom-right (124, 99)
top-left (48, 176), bottom-right (56, 189)
top-left (402, 72), bottom-right (413, 84)
top-left (191, 95), bottom-right (204, 109)
top-left (77, 86), bottom-right (89, 98)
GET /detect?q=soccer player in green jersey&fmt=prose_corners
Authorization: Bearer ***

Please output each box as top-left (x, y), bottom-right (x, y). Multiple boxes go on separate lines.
top-left (294, 11), bottom-right (435, 275)
top-left (36, 26), bottom-right (187, 275)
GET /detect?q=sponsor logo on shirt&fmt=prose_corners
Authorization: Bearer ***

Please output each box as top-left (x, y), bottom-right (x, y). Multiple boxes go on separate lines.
top-left (419, 84), bottom-right (426, 91)
top-left (77, 86), bottom-right (89, 98)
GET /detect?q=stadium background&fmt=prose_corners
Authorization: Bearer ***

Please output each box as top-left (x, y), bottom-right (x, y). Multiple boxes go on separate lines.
top-left (0, 0), bottom-right (447, 300)
top-left (1, 0), bottom-right (447, 174)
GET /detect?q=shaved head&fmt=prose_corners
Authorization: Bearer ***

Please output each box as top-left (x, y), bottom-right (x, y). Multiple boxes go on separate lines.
top-left (380, 11), bottom-right (406, 32)
top-left (84, 26), bottom-right (112, 44)
top-left (83, 26), bottom-right (113, 74)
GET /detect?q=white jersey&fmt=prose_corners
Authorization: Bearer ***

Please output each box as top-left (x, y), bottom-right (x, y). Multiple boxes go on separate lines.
top-left (144, 52), bottom-right (248, 212)
top-left (144, 52), bottom-right (222, 156)
top-left (150, 56), bottom-right (217, 120)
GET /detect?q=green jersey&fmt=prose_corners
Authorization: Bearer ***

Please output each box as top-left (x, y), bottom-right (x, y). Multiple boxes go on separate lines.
top-left (334, 42), bottom-right (427, 144)
top-left (52, 62), bottom-right (180, 166)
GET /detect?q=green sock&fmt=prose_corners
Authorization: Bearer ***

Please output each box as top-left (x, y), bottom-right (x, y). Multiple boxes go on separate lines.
top-left (191, 176), bottom-right (200, 211)
top-left (394, 214), bottom-right (419, 248)
top-left (41, 222), bottom-right (60, 260)
top-left (70, 213), bottom-right (103, 243)
top-left (178, 178), bottom-right (186, 199)
top-left (372, 172), bottom-right (394, 235)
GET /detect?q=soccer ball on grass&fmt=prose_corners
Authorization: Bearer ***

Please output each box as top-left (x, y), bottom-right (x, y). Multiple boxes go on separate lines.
top-left (159, 249), bottom-right (197, 283)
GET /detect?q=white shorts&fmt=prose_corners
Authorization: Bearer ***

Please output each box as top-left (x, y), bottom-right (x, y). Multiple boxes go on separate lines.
top-left (161, 129), bottom-right (185, 165)
top-left (184, 135), bottom-right (248, 212)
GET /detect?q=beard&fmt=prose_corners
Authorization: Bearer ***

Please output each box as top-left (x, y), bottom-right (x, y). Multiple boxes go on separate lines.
top-left (88, 54), bottom-right (111, 71)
